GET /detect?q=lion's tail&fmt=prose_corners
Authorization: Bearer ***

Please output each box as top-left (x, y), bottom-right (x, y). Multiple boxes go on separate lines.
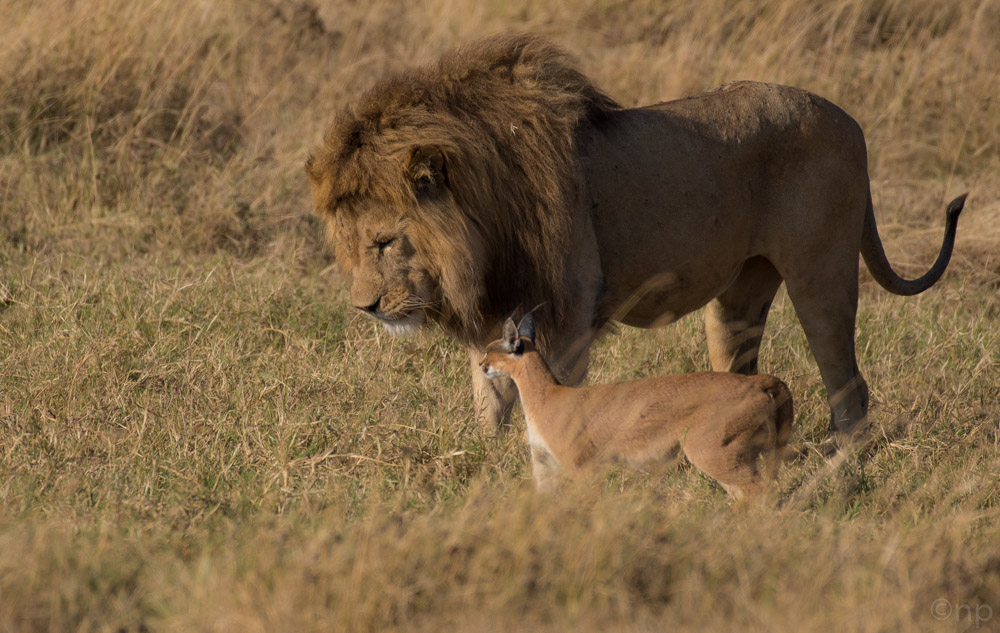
top-left (759, 377), bottom-right (795, 477)
top-left (762, 378), bottom-right (793, 449)
top-left (861, 191), bottom-right (966, 296)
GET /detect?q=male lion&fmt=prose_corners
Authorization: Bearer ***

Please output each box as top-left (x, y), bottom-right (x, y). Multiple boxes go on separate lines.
top-left (306, 33), bottom-right (964, 438)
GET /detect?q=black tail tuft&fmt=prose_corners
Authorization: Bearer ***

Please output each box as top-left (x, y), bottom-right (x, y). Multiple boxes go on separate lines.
top-left (947, 193), bottom-right (968, 222)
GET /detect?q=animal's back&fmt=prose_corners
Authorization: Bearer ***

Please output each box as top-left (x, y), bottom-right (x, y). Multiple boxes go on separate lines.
top-left (578, 371), bottom-right (789, 459)
top-left (645, 81), bottom-right (865, 150)
top-left (584, 81), bottom-right (870, 328)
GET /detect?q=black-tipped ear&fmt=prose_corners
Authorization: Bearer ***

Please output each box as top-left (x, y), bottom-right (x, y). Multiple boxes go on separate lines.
top-left (501, 317), bottom-right (522, 353)
top-left (517, 312), bottom-right (536, 344)
top-left (407, 145), bottom-right (447, 193)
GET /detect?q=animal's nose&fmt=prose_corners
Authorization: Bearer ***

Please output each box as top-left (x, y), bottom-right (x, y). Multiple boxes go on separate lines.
top-left (356, 299), bottom-right (381, 314)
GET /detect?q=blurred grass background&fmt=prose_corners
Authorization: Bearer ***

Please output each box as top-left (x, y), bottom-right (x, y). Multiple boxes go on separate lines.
top-left (1, 0), bottom-right (999, 631)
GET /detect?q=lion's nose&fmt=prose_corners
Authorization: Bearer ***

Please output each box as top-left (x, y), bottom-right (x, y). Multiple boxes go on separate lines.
top-left (356, 299), bottom-right (381, 314)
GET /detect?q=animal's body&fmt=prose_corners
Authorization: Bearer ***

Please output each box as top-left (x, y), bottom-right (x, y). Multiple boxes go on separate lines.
top-left (306, 34), bottom-right (965, 437)
top-left (480, 315), bottom-right (794, 498)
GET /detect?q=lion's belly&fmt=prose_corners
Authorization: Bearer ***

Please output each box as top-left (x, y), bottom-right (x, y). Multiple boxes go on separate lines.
top-left (607, 261), bottom-right (742, 328)
top-left (591, 209), bottom-right (752, 327)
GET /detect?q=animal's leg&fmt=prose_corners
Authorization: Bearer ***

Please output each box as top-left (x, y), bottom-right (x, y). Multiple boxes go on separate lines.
top-left (705, 256), bottom-right (784, 374)
top-left (546, 332), bottom-right (594, 387)
top-left (684, 411), bottom-right (777, 500)
top-left (541, 303), bottom-right (601, 387)
top-left (687, 450), bottom-right (764, 500)
top-left (782, 270), bottom-right (870, 437)
top-left (719, 477), bottom-right (764, 501)
top-left (530, 445), bottom-right (562, 493)
top-left (470, 348), bottom-right (518, 433)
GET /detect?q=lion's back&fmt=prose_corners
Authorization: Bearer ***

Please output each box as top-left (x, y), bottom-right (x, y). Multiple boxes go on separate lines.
top-left (639, 81), bottom-right (865, 152)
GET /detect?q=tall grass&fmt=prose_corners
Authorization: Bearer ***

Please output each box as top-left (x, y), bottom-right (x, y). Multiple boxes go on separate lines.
top-left (1, 0), bottom-right (999, 631)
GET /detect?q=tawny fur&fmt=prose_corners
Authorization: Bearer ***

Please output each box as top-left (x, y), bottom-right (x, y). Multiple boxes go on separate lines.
top-left (480, 316), bottom-right (794, 499)
top-left (306, 33), bottom-right (965, 437)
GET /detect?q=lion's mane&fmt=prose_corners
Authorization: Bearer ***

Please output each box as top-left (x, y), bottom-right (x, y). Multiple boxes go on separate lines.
top-left (308, 33), bottom-right (619, 342)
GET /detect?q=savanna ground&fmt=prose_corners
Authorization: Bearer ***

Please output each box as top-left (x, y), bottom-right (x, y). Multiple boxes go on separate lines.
top-left (2, 0), bottom-right (999, 631)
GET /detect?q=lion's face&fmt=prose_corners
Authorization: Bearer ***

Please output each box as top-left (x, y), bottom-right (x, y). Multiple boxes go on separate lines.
top-left (333, 203), bottom-right (437, 335)
top-left (308, 143), bottom-right (486, 337)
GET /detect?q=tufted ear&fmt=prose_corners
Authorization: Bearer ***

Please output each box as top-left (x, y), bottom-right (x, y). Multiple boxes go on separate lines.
top-left (517, 312), bottom-right (536, 344)
top-left (501, 317), bottom-right (522, 353)
top-left (407, 145), bottom-right (447, 194)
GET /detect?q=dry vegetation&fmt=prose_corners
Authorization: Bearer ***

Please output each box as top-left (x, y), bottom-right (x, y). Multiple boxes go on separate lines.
top-left (2, 0), bottom-right (999, 631)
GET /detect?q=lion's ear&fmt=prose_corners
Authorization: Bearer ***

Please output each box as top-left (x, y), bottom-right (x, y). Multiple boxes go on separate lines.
top-left (407, 145), bottom-right (447, 194)
top-left (305, 153), bottom-right (322, 183)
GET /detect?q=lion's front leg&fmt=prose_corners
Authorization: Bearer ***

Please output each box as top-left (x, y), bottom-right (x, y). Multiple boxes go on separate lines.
top-left (469, 348), bottom-right (518, 433)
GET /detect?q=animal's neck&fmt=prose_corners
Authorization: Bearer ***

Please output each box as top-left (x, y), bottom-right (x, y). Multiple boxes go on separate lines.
top-left (507, 351), bottom-right (559, 407)
top-left (507, 349), bottom-right (586, 473)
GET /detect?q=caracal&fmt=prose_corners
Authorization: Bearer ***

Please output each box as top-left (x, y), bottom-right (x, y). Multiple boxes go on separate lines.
top-left (480, 314), bottom-right (794, 498)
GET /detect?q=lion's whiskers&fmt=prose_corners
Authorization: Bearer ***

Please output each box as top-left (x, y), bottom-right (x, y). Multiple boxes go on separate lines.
top-left (403, 296), bottom-right (446, 318)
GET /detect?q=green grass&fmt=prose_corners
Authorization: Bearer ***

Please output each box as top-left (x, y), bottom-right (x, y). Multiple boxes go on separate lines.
top-left (2, 0), bottom-right (1000, 631)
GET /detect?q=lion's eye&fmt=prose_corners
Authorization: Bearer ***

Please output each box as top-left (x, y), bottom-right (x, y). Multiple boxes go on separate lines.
top-left (375, 237), bottom-right (395, 254)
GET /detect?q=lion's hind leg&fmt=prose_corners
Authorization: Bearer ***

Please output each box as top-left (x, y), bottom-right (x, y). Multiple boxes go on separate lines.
top-left (780, 259), bottom-right (870, 438)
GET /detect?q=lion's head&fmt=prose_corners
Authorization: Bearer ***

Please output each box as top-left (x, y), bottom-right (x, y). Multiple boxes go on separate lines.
top-left (306, 33), bottom-right (617, 343)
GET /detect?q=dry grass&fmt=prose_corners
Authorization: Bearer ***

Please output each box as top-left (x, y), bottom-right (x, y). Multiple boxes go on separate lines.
top-left (1, 0), bottom-right (999, 631)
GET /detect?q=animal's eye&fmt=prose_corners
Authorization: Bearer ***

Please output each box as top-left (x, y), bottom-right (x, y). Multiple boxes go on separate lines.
top-left (375, 237), bottom-right (395, 254)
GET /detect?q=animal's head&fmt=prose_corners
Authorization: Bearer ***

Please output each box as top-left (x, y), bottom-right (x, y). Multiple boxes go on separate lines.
top-left (306, 34), bottom-right (617, 341)
top-left (306, 139), bottom-right (471, 335)
top-left (480, 313), bottom-right (537, 379)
